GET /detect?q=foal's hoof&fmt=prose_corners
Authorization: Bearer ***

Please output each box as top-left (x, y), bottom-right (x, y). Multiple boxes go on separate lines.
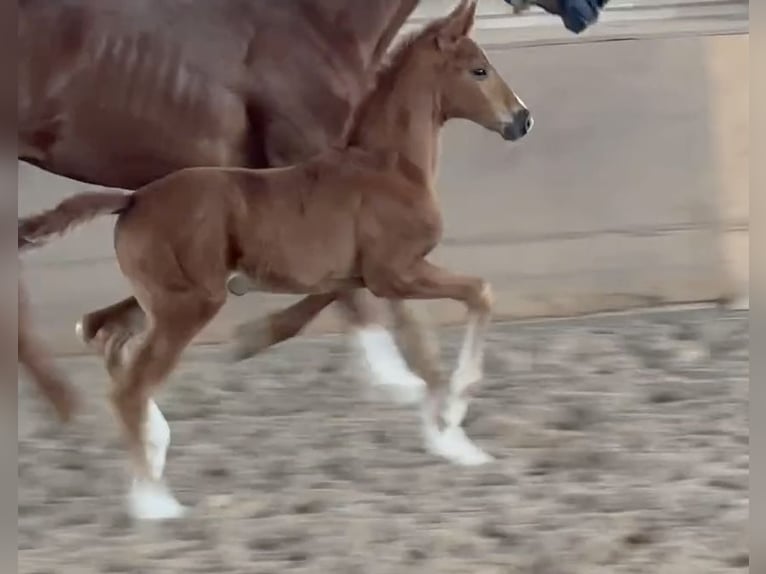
top-left (128, 480), bottom-right (187, 521)
top-left (74, 319), bottom-right (89, 345)
top-left (75, 317), bottom-right (104, 350)
top-left (423, 423), bottom-right (494, 466)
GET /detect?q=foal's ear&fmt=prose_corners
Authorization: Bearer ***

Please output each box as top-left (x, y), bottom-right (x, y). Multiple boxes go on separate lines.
top-left (435, 0), bottom-right (477, 51)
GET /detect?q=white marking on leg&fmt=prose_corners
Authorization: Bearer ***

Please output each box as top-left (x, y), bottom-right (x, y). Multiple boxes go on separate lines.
top-left (128, 478), bottom-right (186, 521)
top-left (145, 399), bottom-right (170, 482)
top-left (449, 313), bottom-right (487, 400)
top-left (421, 397), bottom-right (493, 466)
top-left (352, 325), bottom-right (426, 405)
top-left (421, 290), bottom-right (493, 465)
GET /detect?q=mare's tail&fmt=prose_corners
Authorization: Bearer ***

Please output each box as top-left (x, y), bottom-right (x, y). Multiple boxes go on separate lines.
top-left (18, 191), bottom-right (132, 250)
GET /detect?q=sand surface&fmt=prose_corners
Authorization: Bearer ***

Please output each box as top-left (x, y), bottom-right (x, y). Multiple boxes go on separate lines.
top-left (19, 308), bottom-right (748, 573)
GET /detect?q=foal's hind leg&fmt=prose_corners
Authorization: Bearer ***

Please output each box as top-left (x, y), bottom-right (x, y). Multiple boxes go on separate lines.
top-left (76, 296), bottom-right (145, 352)
top-left (104, 325), bottom-right (172, 486)
top-left (109, 293), bottom-right (224, 520)
top-left (226, 292), bottom-right (337, 361)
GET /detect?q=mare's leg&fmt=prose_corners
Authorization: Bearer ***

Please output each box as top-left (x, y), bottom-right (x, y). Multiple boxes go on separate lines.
top-left (107, 290), bottom-right (224, 521)
top-left (18, 281), bottom-right (78, 422)
top-left (365, 261), bottom-right (494, 466)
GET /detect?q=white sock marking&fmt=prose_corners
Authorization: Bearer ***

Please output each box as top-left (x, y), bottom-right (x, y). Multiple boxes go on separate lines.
top-left (421, 399), bottom-right (493, 466)
top-left (352, 326), bottom-right (426, 405)
top-left (421, 306), bottom-right (494, 465)
top-left (450, 315), bottom-right (484, 396)
top-left (128, 478), bottom-right (186, 521)
top-left (145, 399), bottom-right (170, 482)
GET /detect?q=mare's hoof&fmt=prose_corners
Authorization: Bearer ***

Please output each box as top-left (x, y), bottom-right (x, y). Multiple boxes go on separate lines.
top-left (128, 480), bottom-right (187, 521)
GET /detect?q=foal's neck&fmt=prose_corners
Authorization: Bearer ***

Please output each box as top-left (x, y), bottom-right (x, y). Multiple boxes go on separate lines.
top-left (346, 59), bottom-right (442, 187)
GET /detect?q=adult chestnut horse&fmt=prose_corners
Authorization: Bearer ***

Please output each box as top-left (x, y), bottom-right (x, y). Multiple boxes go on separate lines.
top-left (18, 0), bottom-right (440, 421)
top-left (21, 0), bottom-right (532, 519)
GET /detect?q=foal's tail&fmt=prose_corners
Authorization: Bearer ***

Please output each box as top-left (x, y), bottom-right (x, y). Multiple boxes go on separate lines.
top-left (18, 191), bottom-right (132, 250)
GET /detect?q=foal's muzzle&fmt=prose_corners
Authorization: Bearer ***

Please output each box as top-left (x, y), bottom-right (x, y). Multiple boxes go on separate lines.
top-left (501, 108), bottom-right (534, 141)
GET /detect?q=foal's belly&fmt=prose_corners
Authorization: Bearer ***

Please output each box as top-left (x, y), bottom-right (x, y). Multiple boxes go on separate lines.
top-left (236, 220), bottom-right (359, 294)
top-left (237, 247), bottom-right (359, 295)
top-left (232, 272), bottom-right (361, 296)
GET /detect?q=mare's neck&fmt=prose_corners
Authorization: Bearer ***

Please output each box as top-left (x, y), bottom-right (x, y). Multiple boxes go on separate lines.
top-left (346, 60), bottom-right (443, 187)
top-left (341, 0), bottom-right (421, 69)
top-left (303, 0), bottom-right (420, 76)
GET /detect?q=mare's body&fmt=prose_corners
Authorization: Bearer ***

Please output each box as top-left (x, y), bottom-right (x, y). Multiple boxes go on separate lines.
top-left (20, 0), bottom-right (533, 520)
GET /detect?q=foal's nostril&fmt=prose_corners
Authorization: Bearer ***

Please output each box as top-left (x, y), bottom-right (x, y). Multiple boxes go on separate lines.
top-left (514, 108), bottom-right (532, 135)
top-left (502, 108), bottom-right (533, 141)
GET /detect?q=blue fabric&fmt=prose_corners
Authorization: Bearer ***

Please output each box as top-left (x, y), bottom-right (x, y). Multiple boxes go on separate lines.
top-left (504, 0), bottom-right (608, 34)
top-left (558, 0), bottom-right (607, 34)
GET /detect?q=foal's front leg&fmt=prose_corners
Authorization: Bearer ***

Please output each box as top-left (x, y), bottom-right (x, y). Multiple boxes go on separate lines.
top-left (366, 260), bottom-right (494, 466)
top-left (335, 290), bottom-right (427, 405)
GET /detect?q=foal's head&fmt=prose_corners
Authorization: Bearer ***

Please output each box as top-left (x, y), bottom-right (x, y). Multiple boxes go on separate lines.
top-left (422, 0), bottom-right (533, 141)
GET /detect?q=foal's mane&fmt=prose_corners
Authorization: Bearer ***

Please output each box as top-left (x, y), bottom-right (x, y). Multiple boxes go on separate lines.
top-left (343, 14), bottom-right (451, 143)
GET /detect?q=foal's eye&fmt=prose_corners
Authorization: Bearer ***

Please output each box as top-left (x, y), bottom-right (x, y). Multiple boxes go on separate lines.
top-left (471, 67), bottom-right (488, 78)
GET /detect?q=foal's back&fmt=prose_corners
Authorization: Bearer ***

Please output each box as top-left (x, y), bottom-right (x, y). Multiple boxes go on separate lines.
top-left (115, 150), bottom-right (409, 293)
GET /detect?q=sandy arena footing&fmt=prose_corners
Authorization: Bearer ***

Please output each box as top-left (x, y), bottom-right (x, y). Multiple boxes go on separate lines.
top-left (19, 307), bottom-right (748, 573)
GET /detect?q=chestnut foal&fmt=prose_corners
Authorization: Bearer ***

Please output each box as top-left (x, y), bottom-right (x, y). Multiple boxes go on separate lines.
top-left (19, 0), bottom-right (532, 520)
